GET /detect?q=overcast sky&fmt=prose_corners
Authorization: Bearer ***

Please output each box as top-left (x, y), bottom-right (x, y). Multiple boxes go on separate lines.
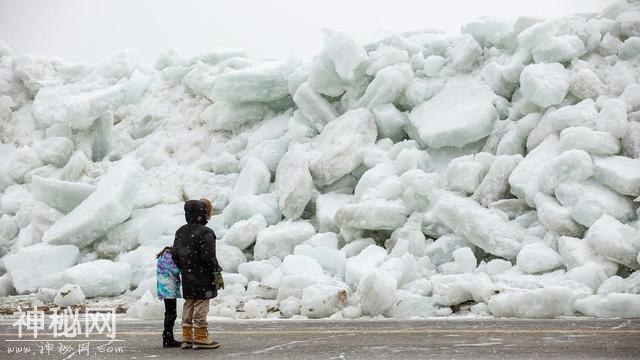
top-left (0, 0), bottom-right (615, 66)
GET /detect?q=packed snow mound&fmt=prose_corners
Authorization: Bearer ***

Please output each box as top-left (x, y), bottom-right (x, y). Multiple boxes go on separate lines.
top-left (1, 1), bottom-right (640, 320)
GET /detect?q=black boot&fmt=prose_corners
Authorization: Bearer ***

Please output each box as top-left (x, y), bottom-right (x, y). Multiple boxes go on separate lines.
top-left (163, 318), bottom-right (181, 348)
top-left (163, 331), bottom-right (181, 347)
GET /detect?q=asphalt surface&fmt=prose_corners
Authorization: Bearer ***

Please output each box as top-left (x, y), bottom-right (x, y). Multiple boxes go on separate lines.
top-left (1, 317), bottom-right (639, 359)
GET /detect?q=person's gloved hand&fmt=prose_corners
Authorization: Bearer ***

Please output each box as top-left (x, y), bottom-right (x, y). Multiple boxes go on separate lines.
top-left (214, 272), bottom-right (225, 290)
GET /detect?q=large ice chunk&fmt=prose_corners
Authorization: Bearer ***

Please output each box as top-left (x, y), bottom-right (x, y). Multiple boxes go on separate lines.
top-left (316, 193), bottom-right (353, 233)
top-left (3, 244), bottom-right (79, 294)
top-left (201, 101), bottom-right (269, 131)
top-left (538, 150), bottom-right (594, 195)
top-left (304, 232), bottom-right (339, 249)
top-left (519, 63), bottom-right (570, 107)
top-left (387, 291), bottom-right (435, 318)
top-left (558, 236), bottom-right (618, 276)
top-left (292, 82), bottom-right (337, 132)
top-left (597, 98), bottom-right (628, 138)
top-left (433, 193), bottom-right (525, 259)
top-left (516, 242), bottom-right (563, 274)
top-left (0, 214), bottom-right (19, 242)
top-left (357, 271), bottom-right (397, 316)
top-left (34, 137), bottom-right (74, 168)
top-left (222, 194), bottom-right (281, 226)
top-left (61, 70), bottom-right (152, 130)
top-left (278, 296), bottom-right (301, 317)
top-left (31, 176), bottom-right (96, 214)
top-left (517, 20), bottom-right (559, 50)
top-left (53, 284), bottom-right (86, 307)
top-left (617, 10), bottom-right (640, 37)
top-left (116, 246), bottom-right (156, 287)
top-left (366, 45), bottom-right (409, 76)
top-left (527, 100), bottom-right (599, 150)
top-left (585, 214), bottom-right (640, 269)
top-left (335, 199), bottom-right (409, 231)
top-left (555, 181), bottom-right (635, 227)
top-left (593, 156), bottom-right (640, 197)
top-left (301, 284), bottom-right (348, 318)
top-left (294, 244), bottom-right (346, 277)
top-left (535, 194), bottom-right (584, 237)
top-left (342, 238), bottom-right (376, 258)
top-left (0, 184), bottom-right (33, 216)
top-left (223, 214), bottom-right (267, 250)
top-left (569, 68), bottom-right (607, 100)
top-left (531, 35), bottom-right (586, 63)
top-left (8, 147), bottom-right (42, 183)
top-left (357, 63), bottom-right (413, 109)
top-left (322, 32), bottom-right (367, 81)
top-left (277, 256), bottom-right (330, 300)
top-left (423, 55), bottom-right (446, 77)
top-left (230, 157), bottom-right (270, 201)
top-left (452, 247), bottom-right (477, 273)
top-left (387, 216), bottom-right (428, 258)
top-left (597, 276), bottom-right (627, 296)
top-left (462, 17), bottom-right (512, 47)
top-left (371, 104), bottom-right (408, 142)
top-left (565, 263), bottom-right (608, 292)
top-left (43, 159), bottom-right (143, 248)
top-left (217, 242), bottom-right (247, 273)
top-left (345, 245), bottom-right (387, 288)
top-left (618, 37), bottom-right (640, 60)
top-left (559, 127), bottom-right (620, 155)
top-left (307, 48), bottom-right (347, 97)
top-left (431, 273), bottom-right (495, 306)
top-left (449, 34), bottom-right (482, 72)
top-left (211, 59), bottom-right (298, 102)
top-left (446, 158), bottom-right (485, 194)
top-left (509, 135), bottom-right (562, 207)
top-left (309, 109), bottom-right (377, 186)
top-left (424, 234), bottom-right (471, 266)
top-left (274, 147), bottom-right (313, 219)
top-left (481, 61), bottom-right (518, 99)
top-left (488, 287), bottom-right (573, 318)
top-left (42, 259), bottom-right (132, 297)
top-left (254, 221), bottom-right (316, 260)
top-left (471, 155), bottom-right (522, 206)
top-left (622, 122), bottom-right (640, 158)
top-left (574, 293), bottom-right (640, 318)
top-left (355, 162), bottom-right (396, 199)
top-left (409, 78), bottom-right (497, 149)
top-left (126, 290), bottom-right (169, 320)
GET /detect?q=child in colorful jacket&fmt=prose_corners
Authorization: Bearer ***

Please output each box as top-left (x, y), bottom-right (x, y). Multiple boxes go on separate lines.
top-left (156, 246), bottom-right (182, 347)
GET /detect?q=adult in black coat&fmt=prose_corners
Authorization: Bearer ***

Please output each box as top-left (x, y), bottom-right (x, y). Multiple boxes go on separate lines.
top-left (171, 199), bottom-right (220, 299)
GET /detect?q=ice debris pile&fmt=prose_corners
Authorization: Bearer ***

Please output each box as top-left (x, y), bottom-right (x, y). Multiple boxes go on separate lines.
top-left (2, 1), bottom-right (640, 319)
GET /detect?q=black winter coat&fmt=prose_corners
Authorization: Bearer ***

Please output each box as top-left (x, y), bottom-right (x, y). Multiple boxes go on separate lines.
top-left (171, 200), bottom-right (221, 299)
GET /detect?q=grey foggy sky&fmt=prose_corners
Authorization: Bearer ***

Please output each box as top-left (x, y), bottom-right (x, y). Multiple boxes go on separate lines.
top-left (0, 0), bottom-right (615, 66)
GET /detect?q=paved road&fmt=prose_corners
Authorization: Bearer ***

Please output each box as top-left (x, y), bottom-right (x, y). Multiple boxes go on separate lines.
top-left (1, 317), bottom-right (639, 359)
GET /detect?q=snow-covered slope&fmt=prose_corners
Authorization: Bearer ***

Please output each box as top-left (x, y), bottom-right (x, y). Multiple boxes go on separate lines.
top-left (1, 1), bottom-right (640, 319)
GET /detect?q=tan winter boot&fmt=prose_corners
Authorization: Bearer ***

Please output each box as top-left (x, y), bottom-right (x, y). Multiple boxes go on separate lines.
top-left (181, 325), bottom-right (193, 349)
top-left (192, 327), bottom-right (220, 349)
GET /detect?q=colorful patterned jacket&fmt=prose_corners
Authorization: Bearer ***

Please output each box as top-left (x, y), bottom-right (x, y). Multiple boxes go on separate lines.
top-left (156, 249), bottom-right (181, 300)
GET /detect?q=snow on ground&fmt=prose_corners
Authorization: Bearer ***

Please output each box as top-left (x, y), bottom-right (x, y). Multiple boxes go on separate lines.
top-left (1, 1), bottom-right (640, 321)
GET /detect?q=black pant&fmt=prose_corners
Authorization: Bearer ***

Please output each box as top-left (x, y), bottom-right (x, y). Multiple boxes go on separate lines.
top-left (163, 299), bottom-right (177, 343)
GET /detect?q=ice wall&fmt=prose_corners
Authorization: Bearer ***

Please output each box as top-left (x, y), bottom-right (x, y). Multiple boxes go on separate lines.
top-left (1, 1), bottom-right (640, 319)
